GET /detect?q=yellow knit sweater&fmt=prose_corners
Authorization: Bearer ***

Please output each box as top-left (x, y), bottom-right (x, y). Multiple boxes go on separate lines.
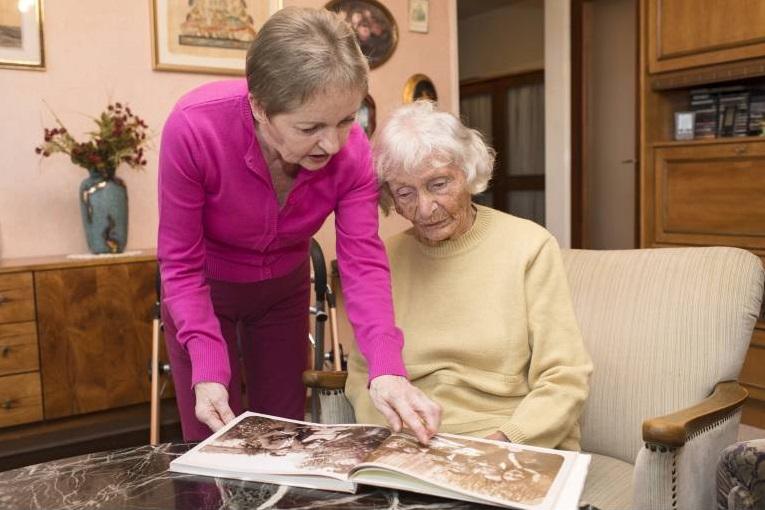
top-left (345, 204), bottom-right (593, 450)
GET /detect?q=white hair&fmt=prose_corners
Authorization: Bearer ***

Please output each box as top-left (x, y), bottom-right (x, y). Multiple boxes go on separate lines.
top-left (373, 100), bottom-right (495, 212)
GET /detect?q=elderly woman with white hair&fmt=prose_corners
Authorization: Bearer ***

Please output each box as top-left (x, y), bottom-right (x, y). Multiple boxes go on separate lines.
top-left (345, 101), bottom-right (593, 450)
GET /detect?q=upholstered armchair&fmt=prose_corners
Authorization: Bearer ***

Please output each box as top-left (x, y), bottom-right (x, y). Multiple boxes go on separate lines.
top-left (304, 247), bottom-right (765, 510)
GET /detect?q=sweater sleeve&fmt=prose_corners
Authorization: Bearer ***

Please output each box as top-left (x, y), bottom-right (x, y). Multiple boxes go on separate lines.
top-left (334, 140), bottom-right (407, 383)
top-left (157, 109), bottom-right (230, 389)
top-left (498, 236), bottom-right (593, 447)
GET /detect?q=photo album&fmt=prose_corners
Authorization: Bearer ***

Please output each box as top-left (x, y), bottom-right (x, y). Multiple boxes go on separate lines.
top-left (169, 412), bottom-right (591, 510)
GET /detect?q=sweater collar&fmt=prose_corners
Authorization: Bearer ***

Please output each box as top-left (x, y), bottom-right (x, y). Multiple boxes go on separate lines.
top-left (413, 203), bottom-right (492, 258)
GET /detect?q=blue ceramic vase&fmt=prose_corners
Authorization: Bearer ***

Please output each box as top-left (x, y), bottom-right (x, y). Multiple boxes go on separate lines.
top-left (78, 169), bottom-right (128, 254)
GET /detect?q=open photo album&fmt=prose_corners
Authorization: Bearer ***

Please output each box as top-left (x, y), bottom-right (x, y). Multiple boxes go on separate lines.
top-left (169, 412), bottom-right (591, 510)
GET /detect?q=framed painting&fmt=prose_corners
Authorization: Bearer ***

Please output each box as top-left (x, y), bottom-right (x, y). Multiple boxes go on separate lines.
top-left (150, 0), bottom-right (283, 75)
top-left (402, 73), bottom-right (437, 104)
top-left (408, 0), bottom-right (428, 33)
top-left (0, 0), bottom-right (44, 70)
top-left (356, 94), bottom-right (376, 138)
top-left (325, 0), bottom-right (397, 69)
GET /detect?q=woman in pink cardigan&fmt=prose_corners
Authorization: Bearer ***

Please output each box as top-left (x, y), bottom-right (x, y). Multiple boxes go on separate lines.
top-left (158, 7), bottom-right (440, 442)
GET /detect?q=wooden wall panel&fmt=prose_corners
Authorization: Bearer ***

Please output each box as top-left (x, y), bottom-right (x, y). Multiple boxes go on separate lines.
top-left (36, 262), bottom-right (156, 419)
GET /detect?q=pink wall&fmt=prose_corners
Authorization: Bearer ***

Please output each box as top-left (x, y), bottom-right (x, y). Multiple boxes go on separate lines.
top-left (0, 0), bottom-right (458, 259)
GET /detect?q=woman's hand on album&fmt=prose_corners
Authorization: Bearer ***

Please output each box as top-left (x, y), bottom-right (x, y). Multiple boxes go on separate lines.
top-left (369, 375), bottom-right (442, 445)
top-left (485, 431), bottom-right (510, 442)
top-left (194, 382), bottom-right (236, 433)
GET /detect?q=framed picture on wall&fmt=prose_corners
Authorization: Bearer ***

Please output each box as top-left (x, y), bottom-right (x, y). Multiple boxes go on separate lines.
top-left (0, 0), bottom-right (45, 70)
top-left (402, 74), bottom-right (438, 104)
top-left (356, 94), bottom-right (376, 138)
top-left (325, 0), bottom-right (397, 69)
top-left (408, 0), bottom-right (428, 33)
top-left (150, 0), bottom-right (282, 75)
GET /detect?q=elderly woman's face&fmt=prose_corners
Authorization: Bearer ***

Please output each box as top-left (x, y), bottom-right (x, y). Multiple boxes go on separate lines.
top-left (251, 88), bottom-right (362, 171)
top-left (388, 165), bottom-right (473, 245)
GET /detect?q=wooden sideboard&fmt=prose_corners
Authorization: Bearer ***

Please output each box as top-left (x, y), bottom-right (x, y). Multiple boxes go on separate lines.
top-left (0, 252), bottom-right (158, 427)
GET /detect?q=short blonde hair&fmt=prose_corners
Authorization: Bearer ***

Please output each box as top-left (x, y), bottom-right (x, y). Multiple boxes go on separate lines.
top-left (246, 7), bottom-right (369, 116)
top-left (373, 101), bottom-right (495, 212)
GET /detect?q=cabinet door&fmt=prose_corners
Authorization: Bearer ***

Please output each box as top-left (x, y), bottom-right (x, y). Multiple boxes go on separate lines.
top-left (648, 0), bottom-right (765, 73)
top-left (35, 261), bottom-right (156, 419)
top-left (648, 141), bottom-right (765, 253)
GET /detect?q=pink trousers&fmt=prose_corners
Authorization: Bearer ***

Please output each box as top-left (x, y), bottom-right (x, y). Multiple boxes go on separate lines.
top-left (162, 258), bottom-right (310, 441)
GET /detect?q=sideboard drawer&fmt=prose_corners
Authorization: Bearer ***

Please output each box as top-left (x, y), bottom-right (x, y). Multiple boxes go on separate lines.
top-left (0, 322), bottom-right (38, 376)
top-left (0, 273), bottom-right (35, 324)
top-left (0, 372), bottom-right (43, 428)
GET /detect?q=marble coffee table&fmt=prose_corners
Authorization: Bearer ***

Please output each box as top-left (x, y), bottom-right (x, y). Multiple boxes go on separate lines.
top-left (0, 444), bottom-right (598, 509)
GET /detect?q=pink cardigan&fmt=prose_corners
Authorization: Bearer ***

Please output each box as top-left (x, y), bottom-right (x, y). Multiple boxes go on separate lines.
top-left (158, 80), bottom-right (405, 387)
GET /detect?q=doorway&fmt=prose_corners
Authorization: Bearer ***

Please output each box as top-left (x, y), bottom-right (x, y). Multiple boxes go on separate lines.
top-left (571, 0), bottom-right (638, 249)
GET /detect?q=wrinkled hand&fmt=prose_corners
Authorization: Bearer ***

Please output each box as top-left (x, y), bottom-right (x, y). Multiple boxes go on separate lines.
top-left (485, 431), bottom-right (509, 442)
top-left (369, 375), bottom-right (441, 445)
top-left (194, 382), bottom-right (236, 433)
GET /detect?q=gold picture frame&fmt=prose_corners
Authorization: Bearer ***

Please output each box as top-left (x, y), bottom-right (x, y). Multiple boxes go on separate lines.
top-left (325, 0), bottom-right (398, 69)
top-left (150, 0), bottom-right (283, 75)
top-left (0, 0), bottom-right (45, 70)
top-left (402, 74), bottom-right (438, 104)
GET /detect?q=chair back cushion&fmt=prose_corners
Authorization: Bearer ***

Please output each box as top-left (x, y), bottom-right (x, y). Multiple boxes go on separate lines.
top-left (561, 247), bottom-right (764, 464)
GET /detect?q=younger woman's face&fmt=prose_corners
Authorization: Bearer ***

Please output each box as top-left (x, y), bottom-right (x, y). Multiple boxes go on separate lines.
top-left (251, 88), bottom-right (363, 171)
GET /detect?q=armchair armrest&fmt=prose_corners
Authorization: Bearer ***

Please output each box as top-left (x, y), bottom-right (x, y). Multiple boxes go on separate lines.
top-left (302, 370), bottom-right (348, 390)
top-left (642, 381), bottom-right (748, 448)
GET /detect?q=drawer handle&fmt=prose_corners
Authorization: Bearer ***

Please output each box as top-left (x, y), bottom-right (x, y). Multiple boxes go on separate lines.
top-left (1, 399), bottom-right (14, 410)
top-left (0, 346), bottom-right (10, 357)
top-left (734, 146), bottom-right (748, 155)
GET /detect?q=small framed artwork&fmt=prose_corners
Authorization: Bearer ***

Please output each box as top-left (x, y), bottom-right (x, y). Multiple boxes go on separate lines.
top-left (150, 0), bottom-right (282, 75)
top-left (402, 74), bottom-right (438, 104)
top-left (674, 111), bottom-right (695, 141)
top-left (408, 0), bottom-right (428, 33)
top-left (0, 0), bottom-right (45, 70)
top-left (356, 94), bottom-right (376, 138)
top-left (325, 0), bottom-right (398, 69)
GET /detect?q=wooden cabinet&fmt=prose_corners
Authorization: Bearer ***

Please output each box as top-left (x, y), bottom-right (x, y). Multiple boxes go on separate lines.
top-left (647, 0), bottom-right (765, 73)
top-left (646, 139), bottom-right (765, 251)
top-left (0, 253), bottom-right (156, 427)
top-left (641, 0), bottom-right (765, 428)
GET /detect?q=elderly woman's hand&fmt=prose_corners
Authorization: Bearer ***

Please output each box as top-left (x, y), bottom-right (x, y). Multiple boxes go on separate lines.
top-left (369, 375), bottom-right (441, 444)
top-left (485, 431), bottom-right (509, 442)
top-left (193, 382), bottom-right (236, 433)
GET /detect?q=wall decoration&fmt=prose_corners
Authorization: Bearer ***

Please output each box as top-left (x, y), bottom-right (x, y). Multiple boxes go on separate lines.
top-left (150, 0), bottom-right (282, 75)
top-left (402, 74), bottom-right (437, 104)
top-left (0, 0), bottom-right (44, 70)
top-left (325, 0), bottom-right (397, 69)
top-left (408, 0), bottom-right (428, 33)
top-left (356, 94), bottom-right (376, 138)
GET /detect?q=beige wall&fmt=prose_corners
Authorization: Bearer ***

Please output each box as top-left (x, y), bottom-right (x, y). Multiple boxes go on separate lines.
top-left (458, 0), bottom-right (543, 81)
top-left (0, 0), bottom-right (458, 260)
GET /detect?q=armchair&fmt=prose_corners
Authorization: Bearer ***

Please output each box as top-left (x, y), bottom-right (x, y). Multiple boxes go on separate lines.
top-left (304, 247), bottom-right (764, 510)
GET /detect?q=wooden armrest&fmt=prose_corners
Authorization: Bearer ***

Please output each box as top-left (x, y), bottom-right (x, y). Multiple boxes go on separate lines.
top-left (642, 381), bottom-right (748, 448)
top-left (302, 370), bottom-right (348, 390)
